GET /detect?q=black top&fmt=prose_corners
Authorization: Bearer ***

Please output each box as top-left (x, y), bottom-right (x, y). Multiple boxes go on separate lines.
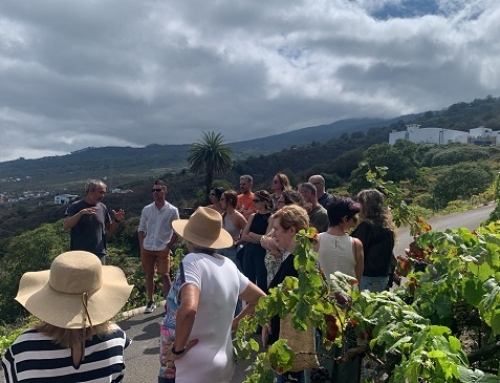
top-left (65, 199), bottom-right (111, 256)
top-left (266, 253), bottom-right (299, 346)
top-left (351, 220), bottom-right (394, 277)
top-left (249, 212), bottom-right (271, 235)
top-left (318, 192), bottom-right (335, 209)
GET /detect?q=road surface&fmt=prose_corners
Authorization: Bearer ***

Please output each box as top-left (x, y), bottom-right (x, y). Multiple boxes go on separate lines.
top-left (1, 204), bottom-right (495, 383)
top-left (393, 204), bottom-right (495, 257)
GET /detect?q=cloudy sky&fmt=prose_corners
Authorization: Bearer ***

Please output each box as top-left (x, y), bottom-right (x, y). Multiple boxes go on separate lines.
top-left (1, 0), bottom-right (499, 162)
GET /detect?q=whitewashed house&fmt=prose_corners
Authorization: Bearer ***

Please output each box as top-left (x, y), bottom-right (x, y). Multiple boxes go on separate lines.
top-left (54, 194), bottom-right (79, 204)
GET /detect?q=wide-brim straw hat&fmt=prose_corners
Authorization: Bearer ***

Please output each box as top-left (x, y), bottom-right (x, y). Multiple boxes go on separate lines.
top-left (172, 206), bottom-right (233, 249)
top-left (15, 251), bottom-right (133, 329)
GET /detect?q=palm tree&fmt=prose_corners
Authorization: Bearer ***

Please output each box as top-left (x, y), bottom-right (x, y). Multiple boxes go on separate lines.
top-left (187, 131), bottom-right (233, 205)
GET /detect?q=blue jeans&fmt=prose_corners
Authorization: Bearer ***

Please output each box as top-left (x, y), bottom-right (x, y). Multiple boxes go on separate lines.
top-left (219, 246), bottom-right (242, 316)
top-left (360, 276), bottom-right (389, 292)
top-left (275, 370), bottom-right (305, 383)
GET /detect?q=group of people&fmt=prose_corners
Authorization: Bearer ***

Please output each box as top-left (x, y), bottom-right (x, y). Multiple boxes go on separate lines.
top-left (202, 174), bottom-right (397, 382)
top-left (2, 174), bottom-right (397, 383)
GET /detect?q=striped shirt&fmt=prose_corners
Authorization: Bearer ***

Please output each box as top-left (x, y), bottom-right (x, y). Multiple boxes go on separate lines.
top-left (1, 325), bottom-right (131, 383)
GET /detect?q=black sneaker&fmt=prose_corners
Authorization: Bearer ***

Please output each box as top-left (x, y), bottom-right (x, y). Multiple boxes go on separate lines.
top-left (144, 301), bottom-right (156, 313)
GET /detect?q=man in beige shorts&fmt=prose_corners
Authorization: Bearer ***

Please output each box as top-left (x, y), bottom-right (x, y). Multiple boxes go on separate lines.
top-left (138, 180), bottom-right (179, 313)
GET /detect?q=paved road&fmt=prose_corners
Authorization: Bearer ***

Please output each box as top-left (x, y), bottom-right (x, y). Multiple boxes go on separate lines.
top-left (1, 204), bottom-right (495, 383)
top-left (393, 204), bottom-right (495, 257)
top-left (119, 305), bottom-right (254, 383)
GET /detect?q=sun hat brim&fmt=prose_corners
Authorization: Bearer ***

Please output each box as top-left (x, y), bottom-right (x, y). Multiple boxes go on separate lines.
top-left (15, 266), bottom-right (133, 329)
top-left (173, 219), bottom-right (234, 249)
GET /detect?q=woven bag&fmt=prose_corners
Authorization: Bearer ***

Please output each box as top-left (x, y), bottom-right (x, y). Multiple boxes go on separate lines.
top-left (279, 313), bottom-right (319, 372)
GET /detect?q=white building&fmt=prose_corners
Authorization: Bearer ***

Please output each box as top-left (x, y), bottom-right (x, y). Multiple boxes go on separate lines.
top-left (389, 125), bottom-right (498, 146)
top-left (54, 194), bottom-right (79, 204)
top-left (468, 126), bottom-right (500, 145)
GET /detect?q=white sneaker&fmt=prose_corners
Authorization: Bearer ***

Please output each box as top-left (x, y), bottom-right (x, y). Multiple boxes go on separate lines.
top-left (144, 301), bottom-right (156, 313)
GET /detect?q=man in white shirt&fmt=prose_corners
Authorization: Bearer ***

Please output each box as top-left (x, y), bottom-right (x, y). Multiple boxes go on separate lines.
top-left (138, 180), bottom-right (179, 313)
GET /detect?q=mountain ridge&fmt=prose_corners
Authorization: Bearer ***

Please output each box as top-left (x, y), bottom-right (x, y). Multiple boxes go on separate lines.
top-left (0, 116), bottom-right (406, 193)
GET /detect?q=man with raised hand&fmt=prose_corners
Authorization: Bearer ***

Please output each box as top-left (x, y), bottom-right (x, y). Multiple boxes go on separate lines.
top-left (63, 179), bottom-right (125, 265)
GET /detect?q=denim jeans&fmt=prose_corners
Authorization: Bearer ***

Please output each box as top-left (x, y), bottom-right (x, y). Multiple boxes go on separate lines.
top-left (360, 276), bottom-right (389, 292)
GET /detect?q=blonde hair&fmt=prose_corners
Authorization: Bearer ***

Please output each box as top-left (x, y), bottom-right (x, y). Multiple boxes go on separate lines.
top-left (35, 321), bottom-right (113, 348)
top-left (272, 205), bottom-right (309, 232)
top-left (275, 173), bottom-right (292, 191)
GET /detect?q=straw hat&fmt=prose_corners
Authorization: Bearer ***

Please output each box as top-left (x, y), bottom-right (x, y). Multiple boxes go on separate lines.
top-left (172, 206), bottom-right (233, 249)
top-left (15, 251), bottom-right (133, 329)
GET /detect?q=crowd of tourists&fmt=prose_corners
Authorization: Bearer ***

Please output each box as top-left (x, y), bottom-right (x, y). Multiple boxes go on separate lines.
top-left (2, 174), bottom-right (397, 383)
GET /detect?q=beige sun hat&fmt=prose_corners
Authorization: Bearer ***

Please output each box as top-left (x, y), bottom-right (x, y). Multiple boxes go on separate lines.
top-left (15, 251), bottom-right (133, 329)
top-left (172, 206), bottom-right (233, 249)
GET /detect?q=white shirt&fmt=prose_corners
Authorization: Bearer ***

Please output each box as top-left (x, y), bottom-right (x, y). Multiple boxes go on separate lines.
top-left (175, 252), bottom-right (249, 383)
top-left (138, 201), bottom-right (179, 251)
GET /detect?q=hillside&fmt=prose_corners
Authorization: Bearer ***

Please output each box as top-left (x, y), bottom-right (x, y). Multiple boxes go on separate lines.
top-left (0, 117), bottom-right (400, 193)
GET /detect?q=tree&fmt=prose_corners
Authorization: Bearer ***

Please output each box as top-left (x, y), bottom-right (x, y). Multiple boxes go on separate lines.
top-left (0, 222), bottom-right (69, 323)
top-left (187, 131), bottom-right (233, 205)
top-left (433, 162), bottom-right (494, 209)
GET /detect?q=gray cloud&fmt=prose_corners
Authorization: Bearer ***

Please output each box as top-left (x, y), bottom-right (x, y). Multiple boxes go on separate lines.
top-left (0, 0), bottom-right (499, 161)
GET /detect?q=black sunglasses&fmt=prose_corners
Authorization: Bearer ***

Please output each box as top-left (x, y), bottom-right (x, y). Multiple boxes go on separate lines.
top-left (253, 198), bottom-right (262, 203)
top-left (152, 188), bottom-right (163, 193)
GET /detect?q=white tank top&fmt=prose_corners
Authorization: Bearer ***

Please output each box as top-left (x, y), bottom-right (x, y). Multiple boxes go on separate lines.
top-left (223, 213), bottom-right (240, 240)
top-left (318, 232), bottom-right (356, 280)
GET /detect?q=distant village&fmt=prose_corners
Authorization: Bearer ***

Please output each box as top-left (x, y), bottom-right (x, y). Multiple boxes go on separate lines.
top-left (0, 176), bottom-right (132, 205)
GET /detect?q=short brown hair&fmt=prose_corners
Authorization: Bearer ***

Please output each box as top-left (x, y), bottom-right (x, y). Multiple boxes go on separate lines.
top-left (223, 190), bottom-right (238, 209)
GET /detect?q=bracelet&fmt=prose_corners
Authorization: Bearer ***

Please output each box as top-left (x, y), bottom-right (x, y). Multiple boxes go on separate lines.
top-left (171, 345), bottom-right (186, 355)
top-left (114, 218), bottom-right (121, 223)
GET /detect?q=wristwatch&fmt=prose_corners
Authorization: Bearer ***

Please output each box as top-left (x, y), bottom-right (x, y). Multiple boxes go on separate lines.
top-left (171, 345), bottom-right (186, 355)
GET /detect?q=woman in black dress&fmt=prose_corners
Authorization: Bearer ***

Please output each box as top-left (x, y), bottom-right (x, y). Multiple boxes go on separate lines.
top-left (240, 190), bottom-right (272, 292)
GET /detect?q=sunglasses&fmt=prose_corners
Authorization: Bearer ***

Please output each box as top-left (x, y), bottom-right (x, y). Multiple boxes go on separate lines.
top-left (209, 193), bottom-right (215, 196)
top-left (253, 199), bottom-right (262, 203)
top-left (152, 188), bottom-right (163, 193)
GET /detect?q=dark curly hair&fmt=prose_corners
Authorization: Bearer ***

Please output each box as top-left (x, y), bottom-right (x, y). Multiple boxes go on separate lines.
top-left (326, 196), bottom-right (360, 226)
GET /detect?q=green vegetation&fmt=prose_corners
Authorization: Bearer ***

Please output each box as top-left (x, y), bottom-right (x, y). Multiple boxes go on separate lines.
top-left (187, 131), bottom-right (233, 205)
top-left (1, 96), bottom-right (500, 372)
top-left (234, 175), bottom-right (500, 382)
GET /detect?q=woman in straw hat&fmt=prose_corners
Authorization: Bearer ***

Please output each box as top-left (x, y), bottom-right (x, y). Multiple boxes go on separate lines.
top-left (158, 206), bottom-right (266, 383)
top-left (1, 250), bottom-right (134, 383)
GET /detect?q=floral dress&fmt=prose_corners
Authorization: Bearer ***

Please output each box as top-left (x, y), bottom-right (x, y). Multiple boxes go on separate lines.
top-left (158, 263), bottom-right (186, 383)
top-left (262, 228), bottom-right (283, 286)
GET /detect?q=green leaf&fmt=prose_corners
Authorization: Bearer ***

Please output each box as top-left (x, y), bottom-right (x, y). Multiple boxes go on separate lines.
top-left (490, 310), bottom-right (500, 335)
top-left (462, 278), bottom-right (484, 306)
top-left (457, 366), bottom-right (500, 383)
top-left (267, 339), bottom-right (294, 372)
